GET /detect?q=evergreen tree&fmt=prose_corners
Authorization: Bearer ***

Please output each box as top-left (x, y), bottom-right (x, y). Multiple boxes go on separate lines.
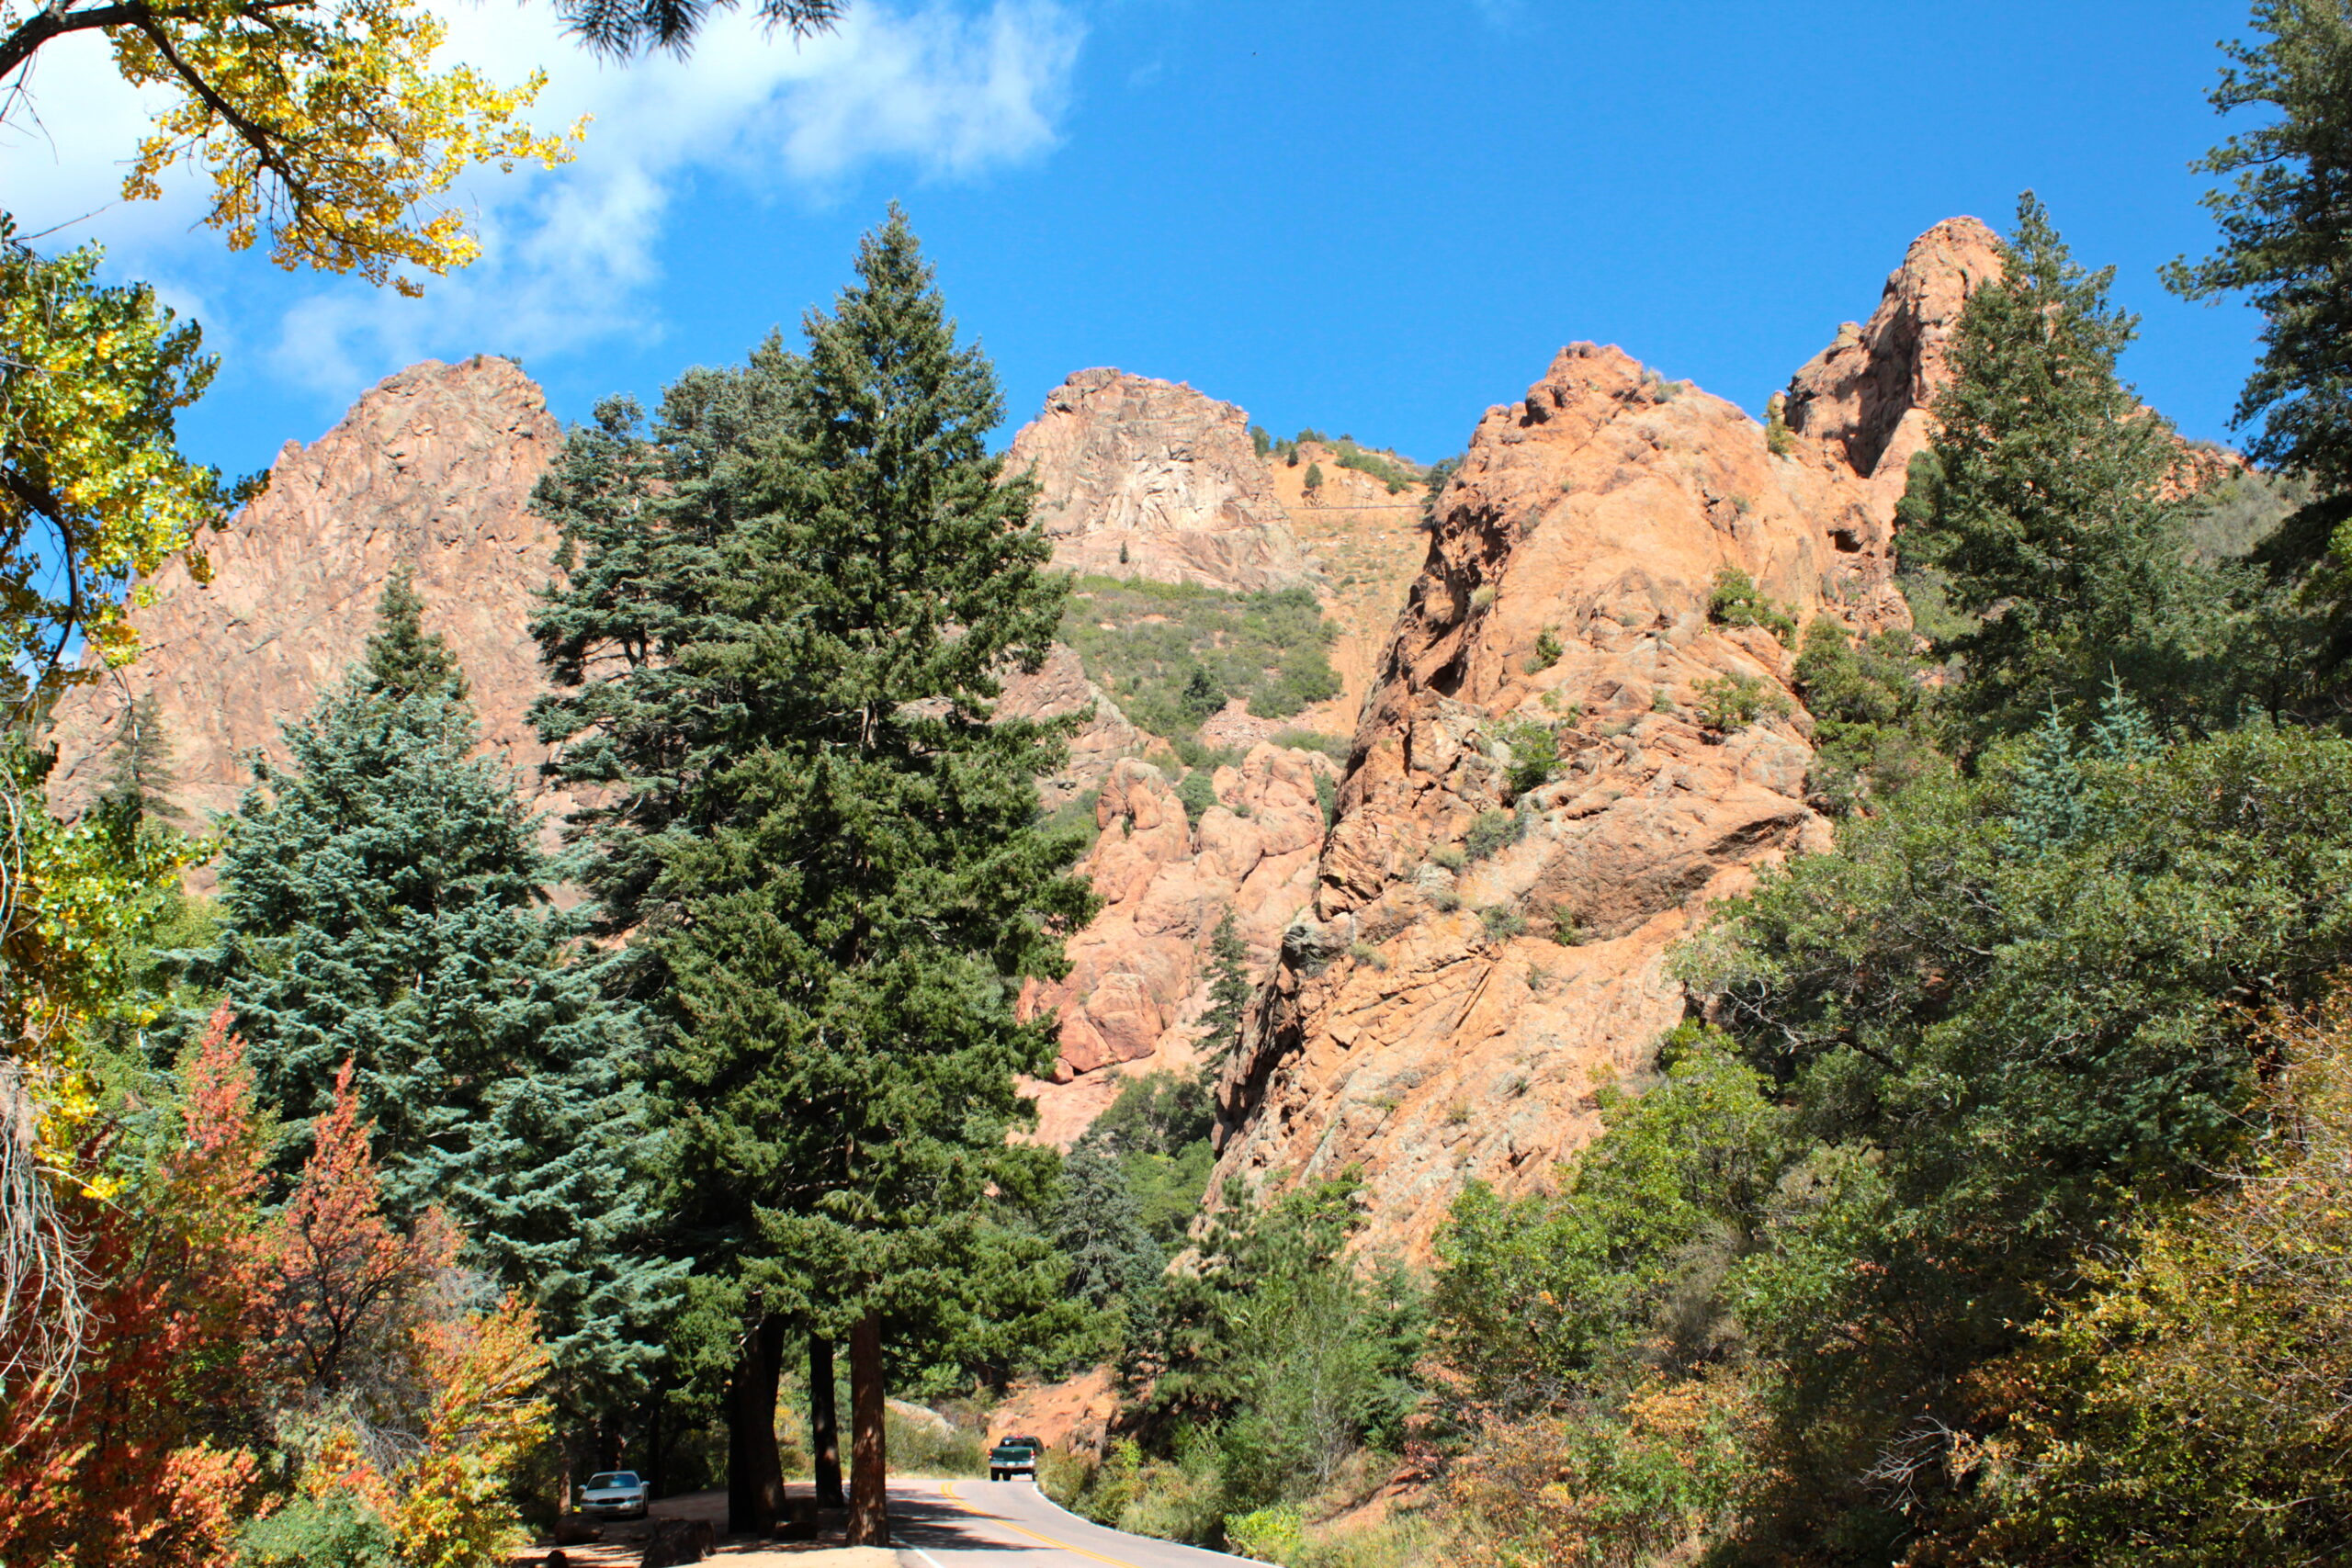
top-left (2167, 1), bottom-right (2352, 703)
top-left (98, 690), bottom-right (183, 825)
top-left (1050, 1143), bottom-right (1163, 1313)
top-left (529, 208), bottom-right (1098, 1542)
top-left (364, 564), bottom-right (469, 701)
top-left (1901, 195), bottom-right (2237, 740)
top-left (1198, 909), bottom-right (1251, 1056)
top-left (201, 575), bottom-right (678, 1421)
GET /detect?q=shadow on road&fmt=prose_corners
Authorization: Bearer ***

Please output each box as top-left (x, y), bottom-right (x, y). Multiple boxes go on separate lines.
top-left (888, 1489), bottom-right (1049, 1553)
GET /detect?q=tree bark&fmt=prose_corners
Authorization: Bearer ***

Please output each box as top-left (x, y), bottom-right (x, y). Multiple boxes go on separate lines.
top-left (809, 1333), bottom-right (846, 1508)
top-left (845, 1312), bottom-right (890, 1545)
top-left (726, 1313), bottom-right (788, 1536)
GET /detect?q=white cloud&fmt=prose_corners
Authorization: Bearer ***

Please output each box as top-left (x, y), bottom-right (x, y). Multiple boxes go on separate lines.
top-left (0, 0), bottom-right (1083, 394)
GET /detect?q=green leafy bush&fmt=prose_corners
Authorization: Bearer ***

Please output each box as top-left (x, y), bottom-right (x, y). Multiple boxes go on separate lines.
top-left (1792, 617), bottom-right (1936, 813)
top-left (1478, 906), bottom-right (1527, 942)
top-left (1691, 672), bottom-right (1789, 733)
top-left (238, 1495), bottom-right (396, 1568)
top-left (1329, 439), bottom-right (1419, 494)
top-left (1178, 769), bottom-right (1219, 826)
top-left (1060, 578), bottom-right (1341, 747)
top-left (1226, 1504), bottom-right (1306, 1562)
top-left (1526, 626), bottom-right (1564, 673)
top-left (1705, 568), bottom-right (1798, 646)
top-left (1495, 718), bottom-right (1561, 798)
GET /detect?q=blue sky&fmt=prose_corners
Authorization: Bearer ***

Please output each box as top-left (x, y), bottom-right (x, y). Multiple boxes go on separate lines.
top-left (7, 1), bottom-right (2274, 479)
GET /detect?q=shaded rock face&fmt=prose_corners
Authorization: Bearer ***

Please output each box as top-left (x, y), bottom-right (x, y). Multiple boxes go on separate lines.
top-left (1008, 367), bottom-right (1321, 592)
top-left (1020, 744), bottom-right (1336, 1147)
top-left (1212, 223), bottom-right (1998, 1258)
top-left (44, 357), bottom-right (570, 843)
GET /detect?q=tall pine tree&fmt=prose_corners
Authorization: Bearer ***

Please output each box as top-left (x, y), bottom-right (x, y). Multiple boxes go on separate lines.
top-left (530, 209), bottom-right (1097, 1543)
top-left (201, 571), bottom-right (679, 1426)
top-left (2168, 1), bottom-right (2352, 706)
top-left (1900, 195), bottom-right (2239, 741)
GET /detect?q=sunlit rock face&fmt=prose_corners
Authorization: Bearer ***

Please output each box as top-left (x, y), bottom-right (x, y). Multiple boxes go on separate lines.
top-left (45, 356), bottom-right (577, 851)
top-left (1209, 221), bottom-right (2007, 1258)
top-left (1008, 367), bottom-right (1322, 593)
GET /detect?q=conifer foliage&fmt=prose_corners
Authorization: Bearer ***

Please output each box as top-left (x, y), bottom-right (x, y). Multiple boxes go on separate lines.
top-left (1900, 196), bottom-right (2232, 740)
top-left (203, 570), bottom-right (674, 1414)
top-left (530, 209), bottom-right (1097, 1542)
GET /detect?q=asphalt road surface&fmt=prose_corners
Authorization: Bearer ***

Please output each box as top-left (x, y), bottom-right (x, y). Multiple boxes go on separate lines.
top-left (888, 1477), bottom-right (1257, 1568)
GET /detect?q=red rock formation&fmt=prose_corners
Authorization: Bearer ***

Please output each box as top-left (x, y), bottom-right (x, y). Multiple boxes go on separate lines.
top-left (1008, 368), bottom-right (1322, 592)
top-left (1782, 216), bottom-right (2005, 521)
top-left (1020, 744), bottom-right (1336, 1146)
top-left (44, 357), bottom-right (571, 841)
top-left (1210, 222), bottom-right (2004, 1258)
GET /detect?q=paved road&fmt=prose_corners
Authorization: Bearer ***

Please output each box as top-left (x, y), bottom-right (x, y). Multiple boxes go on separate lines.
top-left (888, 1477), bottom-right (1257, 1568)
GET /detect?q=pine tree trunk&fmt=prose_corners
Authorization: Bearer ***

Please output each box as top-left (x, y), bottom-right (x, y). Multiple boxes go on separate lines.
top-left (845, 1313), bottom-right (890, 1545)
top-left (726, 1314), bottom-right (787, 1535)
top-left (809, 1333), bottom-right (846, 1508)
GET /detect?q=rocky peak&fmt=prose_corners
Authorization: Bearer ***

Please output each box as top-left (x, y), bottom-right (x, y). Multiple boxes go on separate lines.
top-left (1782, 215), bottom-right (2005, 507)
top-left (1007, 368), bottom-right (1321, 593)
top-left (43, 355), bottom-right (570, 837)
top-left (1204, 220), bottom-right (2008, 1257)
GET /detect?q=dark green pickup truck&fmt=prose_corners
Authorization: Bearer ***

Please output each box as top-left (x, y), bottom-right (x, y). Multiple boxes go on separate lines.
top-left (988, 1434), bottom-right (1043, 1481)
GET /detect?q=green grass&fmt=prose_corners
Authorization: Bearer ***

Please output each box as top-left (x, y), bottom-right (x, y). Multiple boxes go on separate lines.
top-left (1060, 576), bottom-right (1342, 748)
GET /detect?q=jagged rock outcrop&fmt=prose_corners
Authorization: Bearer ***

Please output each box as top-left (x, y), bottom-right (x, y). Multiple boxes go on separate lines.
top-left (1210, 223), bottom-right (1998, 1258)
top-left (1022, 744), bottom-right (1337, 1145)
top-left (44, 357), bottom-right (571, 838)
top-left (993, 644), bottom-right (1162, 810)
top-left (1782, 216), bottom-right (2004, 520)
top-left (1009, 368), bottom-right (1322, 592)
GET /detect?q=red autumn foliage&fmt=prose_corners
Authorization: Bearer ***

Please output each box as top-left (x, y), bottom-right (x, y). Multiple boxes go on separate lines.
top-left (0, 1003), bottom-right (276, 1568)
top-left (265, 1055), bottom-right (457, 1396)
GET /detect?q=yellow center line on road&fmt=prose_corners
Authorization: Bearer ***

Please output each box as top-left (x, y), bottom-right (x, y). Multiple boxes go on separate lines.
top-left (933, 1479), bottom-right (1149, 1567)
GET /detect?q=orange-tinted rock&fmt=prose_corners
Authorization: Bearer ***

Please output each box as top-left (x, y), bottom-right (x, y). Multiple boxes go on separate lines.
top-left (1008, 368), bottom-right (1321, 592)
top-left (1783, 215), bottom-right (2004, 519)
top-left (1211, 220), bottom-right (2007, 1258)
top-left (995, 643), bottom-right (1162, 810)
top-left (987, 1367), bottom-right (1120, 1458)
top-left (44, 357), bottom-right (568, 843)
top-left (1022, 744), bottom-right (1337, 1145)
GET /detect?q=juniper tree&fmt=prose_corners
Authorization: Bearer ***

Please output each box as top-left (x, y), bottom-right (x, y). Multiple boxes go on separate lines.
top-left (200, 574), bottom-right (678, 1425)
top-left (530, 209), bottom-right (1097, 1543)
top-left (1901, 195), bottom-right (2238, 741)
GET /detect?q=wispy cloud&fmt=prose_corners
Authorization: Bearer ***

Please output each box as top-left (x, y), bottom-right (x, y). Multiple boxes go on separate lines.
top-left (2, 0), bottom-right (1084, 395)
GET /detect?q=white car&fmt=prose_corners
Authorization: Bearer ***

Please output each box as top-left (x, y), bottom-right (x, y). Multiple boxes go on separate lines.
top-left (579, 1470), bottom-right (650, 1520)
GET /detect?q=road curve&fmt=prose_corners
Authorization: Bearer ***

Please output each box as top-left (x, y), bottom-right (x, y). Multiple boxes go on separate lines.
top-left (888, 1476), bottom-right (1259, 1568)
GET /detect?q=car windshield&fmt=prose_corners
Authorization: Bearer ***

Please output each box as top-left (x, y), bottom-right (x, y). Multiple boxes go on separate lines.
top-left (586, 1472), bottom-right (639, 1489)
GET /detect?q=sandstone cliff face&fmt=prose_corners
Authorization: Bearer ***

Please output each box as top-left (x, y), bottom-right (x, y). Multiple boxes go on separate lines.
top-left (1009, 368), bottom-right (1322, 593)
top-left (1021, 744), bottom-right (1338, 1145)
top-left (1210, 224), bottom-right (1997, 1258)
top-left (45, 357), bottom-right (569, 837)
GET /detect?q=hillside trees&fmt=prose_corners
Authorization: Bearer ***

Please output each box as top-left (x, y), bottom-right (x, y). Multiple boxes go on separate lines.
top-left (200, 572), bottom-right (678, 1426)
top-left (530, 209), bottom-right (1097, 1543)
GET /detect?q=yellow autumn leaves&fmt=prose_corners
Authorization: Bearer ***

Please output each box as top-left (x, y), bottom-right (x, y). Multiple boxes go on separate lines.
top-left (109, 0), bottom-right (583, 294)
